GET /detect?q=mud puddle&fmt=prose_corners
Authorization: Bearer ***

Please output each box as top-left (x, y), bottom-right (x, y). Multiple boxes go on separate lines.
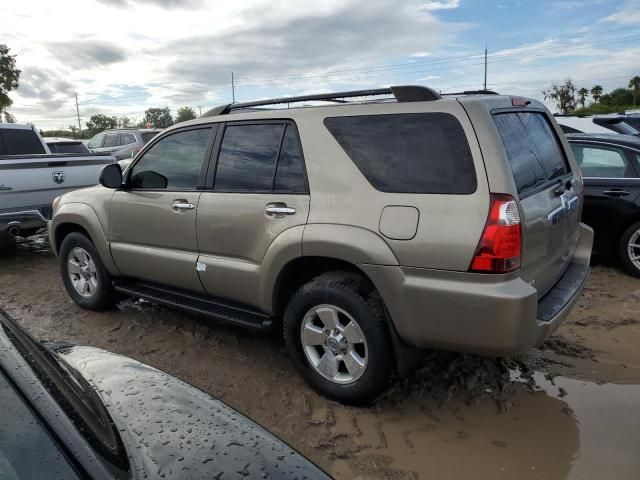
top-left (1, 235), bottom-right (640, 479)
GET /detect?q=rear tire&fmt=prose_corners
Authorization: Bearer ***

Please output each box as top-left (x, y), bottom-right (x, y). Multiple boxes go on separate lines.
top-left (283, 271), bottom-right (395, 405)
top-left (619, 221), bottom-right (640, 278)
top-left (59, 232), bottom-right (118, 310)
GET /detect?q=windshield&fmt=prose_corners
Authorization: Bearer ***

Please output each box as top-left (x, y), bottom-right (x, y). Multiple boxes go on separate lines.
top-left (0, 370), bottom-right (81, 480)
top-left (0, 316), bottom-right (130, 477)
top-left (48, 142), bottom-right (90, 154)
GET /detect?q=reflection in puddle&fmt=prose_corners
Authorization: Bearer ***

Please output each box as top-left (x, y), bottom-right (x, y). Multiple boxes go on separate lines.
top-left (332, 371), bottom-right (640, 480)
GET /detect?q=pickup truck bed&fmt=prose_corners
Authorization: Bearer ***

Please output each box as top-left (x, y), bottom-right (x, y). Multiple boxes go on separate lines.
top-left (1, 153), bottom-right (114, 237)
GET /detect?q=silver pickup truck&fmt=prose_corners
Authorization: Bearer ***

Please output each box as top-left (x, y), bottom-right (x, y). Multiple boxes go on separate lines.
top-left (0, 124), bottom-right (115, 240)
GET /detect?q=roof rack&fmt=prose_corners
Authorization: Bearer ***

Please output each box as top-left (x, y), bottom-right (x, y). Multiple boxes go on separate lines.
top-left (203, 85), bottom-right (449, 117)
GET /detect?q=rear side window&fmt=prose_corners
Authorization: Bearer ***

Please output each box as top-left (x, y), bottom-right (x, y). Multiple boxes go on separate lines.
top-left (274, 125), bottom-right (306, 192)
top-left (570, 144), bottom-right (634, 178)
top-left (494, 112), bottom-right (569, 196)
top-left (215, 124), bottom-right (283, 191)
top-left (140, 132), bottom-right (159, 144)
top-left (119, 133), bottom-right (136, 146)
top-left (103, 133), bottom-right (118, 148)
top-left (0, 129), bottom-right (46, 155)
top-left (324, 113), bottom-right (476, 194)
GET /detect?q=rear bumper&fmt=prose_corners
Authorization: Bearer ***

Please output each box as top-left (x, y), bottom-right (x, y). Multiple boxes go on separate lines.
top-left (361, 223), bottom-right (594, 356)
top-left (0, 207), bottom-right (50, 235)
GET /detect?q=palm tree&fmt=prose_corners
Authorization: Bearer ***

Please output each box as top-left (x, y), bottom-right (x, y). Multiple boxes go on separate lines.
top-left (590, 85), bottom-right (603, 103)
top-left (629, 76), bottom-right (640, 107)
top-left (577, 88), bottom-right (589, 108)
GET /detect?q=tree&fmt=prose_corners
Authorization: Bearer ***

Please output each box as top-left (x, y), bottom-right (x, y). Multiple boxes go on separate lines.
top-left (117, 116), bottom-right (131, 128)
top-left (590, 85), bottom-right (603, 103)
top-left (0, 44), bottom-right (21, 119)
top-left (3, 111), bottom-right (16, 123)
top-left (542, 78), bottom-right (576, 114)
top-left (629, 76), bottom-right (640, 107)
top-left (141, 107), bottom-right (173, 128)
top-left (175, 106), bottom-right (196, 123)
top-left (85, 114), bottom-right (118, 135)
top-left (577, 87), bottom-right (589, 109)
top-left (68, 125), bottom-right (78, 137)
top-left (600, 87), bottom-right (634, 107)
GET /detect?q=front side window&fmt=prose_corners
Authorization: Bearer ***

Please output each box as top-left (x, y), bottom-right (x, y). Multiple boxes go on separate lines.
top-left (324, 113), bottom-right (476, 194)
top-left (571, 144), bottom-right (635, 178)
top-left (130, 128), bottom-right (212, 190)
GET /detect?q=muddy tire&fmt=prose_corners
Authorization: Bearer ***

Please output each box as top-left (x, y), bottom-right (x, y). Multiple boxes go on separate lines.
top-left (59, 232), bottom-right (118, 310)
top-left (619, 221), bottom-right (640, 278)
top-left (283, 271), bottom-right (395, 405)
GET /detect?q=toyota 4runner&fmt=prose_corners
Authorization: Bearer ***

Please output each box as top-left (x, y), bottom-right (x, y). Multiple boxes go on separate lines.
top-left (49, 86), bottom-right (593, 405)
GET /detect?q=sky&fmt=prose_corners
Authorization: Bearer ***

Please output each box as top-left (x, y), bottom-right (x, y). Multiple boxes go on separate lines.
top-left (1, 0), bottom-right (639, 130)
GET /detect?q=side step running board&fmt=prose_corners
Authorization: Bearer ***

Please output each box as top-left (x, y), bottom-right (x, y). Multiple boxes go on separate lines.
top-left (113, 281), bottom-right (272, 329)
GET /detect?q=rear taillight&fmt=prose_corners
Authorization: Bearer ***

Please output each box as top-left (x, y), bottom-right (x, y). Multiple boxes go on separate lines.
top-left (469, 194), bottom-right (522, 274)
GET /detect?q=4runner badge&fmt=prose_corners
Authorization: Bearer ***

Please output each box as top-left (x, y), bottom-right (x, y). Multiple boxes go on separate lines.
top-left (52, 171), bottom-right (65, 184)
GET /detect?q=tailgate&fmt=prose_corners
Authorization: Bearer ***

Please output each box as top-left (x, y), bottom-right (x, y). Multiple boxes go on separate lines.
top-left (492, 111), bottom-right (582, 297)
top-left (0, 154), bottom-right (114, 212)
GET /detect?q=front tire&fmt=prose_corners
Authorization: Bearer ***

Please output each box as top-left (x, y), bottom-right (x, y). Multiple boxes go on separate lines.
top-left (59, 232), bottom-right (117, 310)
top-left (620, 221), bottom-right (640, 278)
top-left (283, 271), bottom-right (395, 405)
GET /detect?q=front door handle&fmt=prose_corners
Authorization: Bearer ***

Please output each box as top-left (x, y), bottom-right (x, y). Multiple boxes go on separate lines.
top-left (265, 203), bottom-right (296, 216)
top-left (603, 189), bottom-right (630, 197)
top-left (172, 201), bottom-right (195, 210)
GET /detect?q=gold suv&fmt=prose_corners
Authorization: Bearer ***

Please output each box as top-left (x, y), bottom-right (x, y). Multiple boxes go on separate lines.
top-left (49, 86), bottom-right (593, 404)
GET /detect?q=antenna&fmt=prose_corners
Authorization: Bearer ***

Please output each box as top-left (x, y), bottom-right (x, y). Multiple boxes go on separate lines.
top-left (483, 42), bottom-right (488, 91)
top-left (75, 93), bottom-right (82, 135)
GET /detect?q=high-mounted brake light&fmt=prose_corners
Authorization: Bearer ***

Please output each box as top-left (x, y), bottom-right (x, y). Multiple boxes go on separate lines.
top-left (469, 194), bottom-right (522, 274)
top-left (512, 97), bottom-right (531, 107)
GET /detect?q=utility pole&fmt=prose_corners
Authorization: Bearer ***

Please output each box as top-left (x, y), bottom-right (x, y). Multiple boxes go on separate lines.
top-left (197, 105), bottom-right (202, 117)
top-left (75, 93), bottom-right (82, 135)
top-left (483, 43), bottom-right (488, 91)
top-left (231, 72), bottom-right (235, 103)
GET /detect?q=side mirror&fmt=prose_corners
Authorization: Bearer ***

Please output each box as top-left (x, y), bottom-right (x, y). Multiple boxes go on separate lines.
top-left (99, 163), bottom-right (123, 189)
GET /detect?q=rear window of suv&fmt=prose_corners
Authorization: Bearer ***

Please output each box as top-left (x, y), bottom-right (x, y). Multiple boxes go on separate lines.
top-left (493, 112), bottom-right (569, 196)
top-left (324, 113), bottom-right (476, 194)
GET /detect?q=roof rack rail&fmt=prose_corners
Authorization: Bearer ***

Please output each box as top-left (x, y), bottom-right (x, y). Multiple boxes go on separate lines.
top-left (203, 85), bottom-right (443, 117)
top-left (442, 89), bottom-right (499, 96)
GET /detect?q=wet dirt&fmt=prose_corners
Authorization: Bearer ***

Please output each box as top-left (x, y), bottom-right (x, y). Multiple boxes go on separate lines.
top-left (1, 235), bottom-right (639, 479)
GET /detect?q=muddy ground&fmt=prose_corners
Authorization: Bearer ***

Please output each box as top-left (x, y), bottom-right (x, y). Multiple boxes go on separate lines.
top-left (1, 235), bottom-right (639, 479)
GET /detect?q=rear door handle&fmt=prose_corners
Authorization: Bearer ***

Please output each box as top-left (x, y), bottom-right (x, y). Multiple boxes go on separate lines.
top-left (603, 189), bottom-right (630, 197)
top-left (265, 204), bottom-right (296, 216)
top-left (172, 201), bottom-right (195, 210)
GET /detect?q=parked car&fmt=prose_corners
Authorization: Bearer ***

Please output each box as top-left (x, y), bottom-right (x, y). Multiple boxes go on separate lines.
top-left (87, 128), bottom-right (161, 160)
top-left (45, 136), bottom-right (91, 154)
top-left (49, 86), bottom-right (593, 404)
top-left (567, 133), bottom-right (640, 276)
top-left (0, 308), bottom-right (327, 479)
top-left (0, 123), bottom-right (115, 240)
top-left (556, 114), bottom-right (640, 136)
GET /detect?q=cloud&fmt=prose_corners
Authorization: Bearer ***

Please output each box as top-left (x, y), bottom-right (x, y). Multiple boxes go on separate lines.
top-left (604, 0), bottom-right (640, 24)
top-left (95, 0), bottom-right (203, 8)
top-left (420, 0), bottom-right (460, 11)
top-left (164, 0), bottom-right (451, 88)
top-left (48, 40), bottom-right (127, 69)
